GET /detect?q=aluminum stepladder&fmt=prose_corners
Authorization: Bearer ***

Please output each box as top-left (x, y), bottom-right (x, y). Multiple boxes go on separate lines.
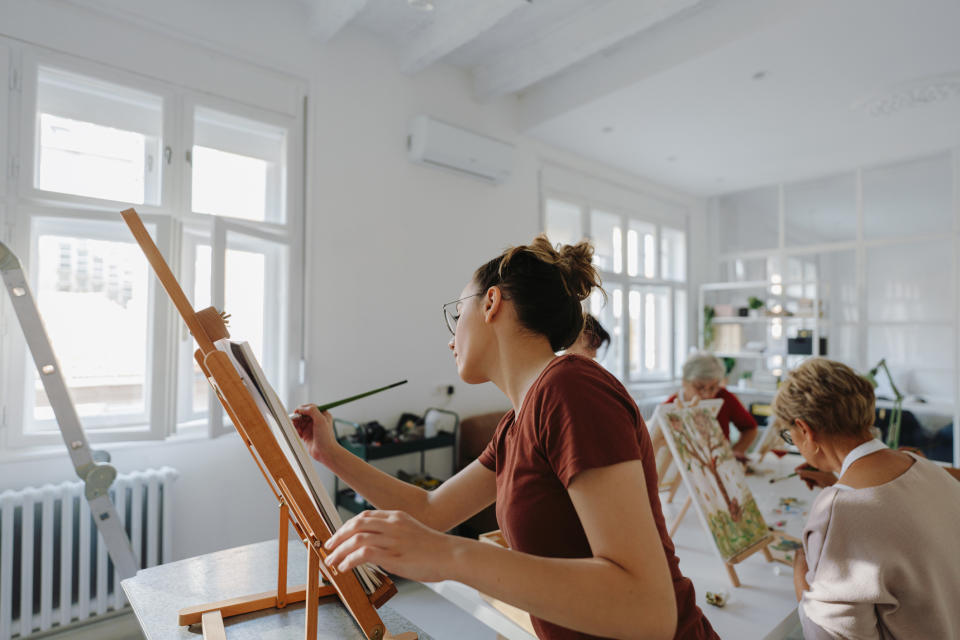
top-left (0, 241), bottom-right (139, 580)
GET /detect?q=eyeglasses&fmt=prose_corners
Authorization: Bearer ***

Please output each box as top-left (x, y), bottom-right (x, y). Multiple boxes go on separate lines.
top-left (778, 427), bottom-right (794, 446)
top-left (443, 293), bottom-right (482, 336)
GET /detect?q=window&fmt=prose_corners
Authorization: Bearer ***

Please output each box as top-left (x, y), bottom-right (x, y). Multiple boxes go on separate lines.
top-left (31, 222), bottom-right (152, 428)
top-left (1, 46), bottom-right (304, 447)
top-left (33, 65), bottom-right (165, 205)
top-left (545, 197), bottom-right (688, 383)
top-left (191, 106), bottom-right (287, 223)
top-left (710, 151), bottom-right (959, 464)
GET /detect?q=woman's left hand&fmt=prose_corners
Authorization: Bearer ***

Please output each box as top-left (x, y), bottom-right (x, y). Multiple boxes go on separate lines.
top-left (323, 510), bottom-right (458, 583)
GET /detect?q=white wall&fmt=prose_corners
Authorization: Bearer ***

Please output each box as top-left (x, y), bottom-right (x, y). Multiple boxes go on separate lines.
top-left (0, 0), bottom-right (702, 561)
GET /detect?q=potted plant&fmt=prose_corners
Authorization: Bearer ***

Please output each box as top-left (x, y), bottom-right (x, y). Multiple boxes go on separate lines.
top-left (747, 296), bottom-right (764, 318)
top-left (703, 305), bottom-right (716, 349)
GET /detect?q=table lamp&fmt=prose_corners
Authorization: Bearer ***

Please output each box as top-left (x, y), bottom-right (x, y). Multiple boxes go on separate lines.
top-left (864, 358), bottom-right (903, 449)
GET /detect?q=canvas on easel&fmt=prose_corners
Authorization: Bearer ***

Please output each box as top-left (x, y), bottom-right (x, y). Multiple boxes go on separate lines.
top-left (650, 399), bottom-right (773, 587)
top-left (754, 417), bottom-right (791, 460)
top-left (120, 208), bottom-right (416, 640)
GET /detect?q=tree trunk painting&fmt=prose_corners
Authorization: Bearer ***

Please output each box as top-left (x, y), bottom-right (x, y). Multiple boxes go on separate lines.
top-left (665, 410), bottom-right (742, 521)
top-left (655, 401), bottom-right (770, 561)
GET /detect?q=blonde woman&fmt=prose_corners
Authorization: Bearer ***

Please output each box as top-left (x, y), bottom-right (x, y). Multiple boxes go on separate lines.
top-left (772, 358), bottom-right (960, 639)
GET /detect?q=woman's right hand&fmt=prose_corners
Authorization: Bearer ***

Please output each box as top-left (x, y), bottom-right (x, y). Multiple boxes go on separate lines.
top-left (795, 463), bottom-right (836, 490)
top-left (293, 404), bottom-right (338, 464)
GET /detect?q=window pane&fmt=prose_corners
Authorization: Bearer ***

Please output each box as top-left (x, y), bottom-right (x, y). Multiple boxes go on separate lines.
top-left (33, 230), bottom-right (150, 426)
top-left (226, 248), bottom-right (266, 360)
top-left (628, 290), bottom-right (642, 377)
top-left (544, 199), bottom-right (582, 247)
top-left (36, 67), bottom-right (162, 204)
top-left (867, 239), bottom-right (953, 323)
top-left (784, 173), bottom-right (856, 246)
top-left (715, 187), bottom-right (779, 253)
top-left (661, 227), bottom-right (686, 281)
top-left (863, 152), bottom-right (953, 239)
top-left (192, 244), bottom-right (212, 414)
top-left (628, 287), bottom-right (671, 380)
top-left (626, 220), bottom-right (655, 278)
top-left (591, 210), bottom-right (622, 273)
top-left (590, 287), bottom-right (622, 379)
top-left (674, 289), bottom-right (687, 378)
top-left (225, 233), bottom-right (289, 395)
top-left (192, 107), bottom-right (286, 222)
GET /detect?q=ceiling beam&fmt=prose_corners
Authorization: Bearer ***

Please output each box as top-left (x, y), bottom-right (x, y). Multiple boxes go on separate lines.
top-left (518, 0), bottom-right (812, 130)
top-left (400, 0), bottom-right (529, 75)
top-left (304, 0), bottom-right (368, 43)
top-left (472, 0), bottom-right (703, 102)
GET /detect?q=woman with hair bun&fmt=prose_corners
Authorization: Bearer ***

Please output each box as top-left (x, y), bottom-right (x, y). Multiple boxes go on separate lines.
top-left (295, 235), bottom-right (717, 639)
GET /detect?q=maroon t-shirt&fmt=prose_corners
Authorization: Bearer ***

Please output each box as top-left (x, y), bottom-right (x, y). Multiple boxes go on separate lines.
top-left (478, 356), bottom-right (717, 640)
top-left (664, 388), bottom-right (757, 440)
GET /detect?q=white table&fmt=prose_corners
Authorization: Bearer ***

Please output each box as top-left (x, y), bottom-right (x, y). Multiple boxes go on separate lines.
top-left (425, 453), bottom-right (812, 640)
top-left (121, 539), bottom-right (430, 640)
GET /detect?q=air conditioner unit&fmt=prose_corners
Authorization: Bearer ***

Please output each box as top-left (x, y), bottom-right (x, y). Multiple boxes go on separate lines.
top-left (407, 115), bottom-right (514, 184)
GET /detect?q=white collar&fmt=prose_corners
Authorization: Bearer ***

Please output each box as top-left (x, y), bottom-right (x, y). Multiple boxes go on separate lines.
top-left (838, 438), bottom-right (887, 478)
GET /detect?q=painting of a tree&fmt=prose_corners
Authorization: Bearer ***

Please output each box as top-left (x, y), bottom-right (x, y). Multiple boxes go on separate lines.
top-left (654, 400), bottom-right (769, 561)
top-left (666, 408), bottom-right (742, 521)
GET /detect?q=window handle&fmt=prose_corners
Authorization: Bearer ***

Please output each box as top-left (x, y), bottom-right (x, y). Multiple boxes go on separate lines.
top-left (185, 150), bottom-right (192, 165)
top-left (164, 146), bottom-right (173, 165)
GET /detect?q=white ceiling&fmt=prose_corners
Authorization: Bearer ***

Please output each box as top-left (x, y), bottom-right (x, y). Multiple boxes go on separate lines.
top-left (349, 0), bottom-right (960, 195)
top-left (64, 0), bottom-right (960, 196)
top-left (520, 0), bottom-right (960, 195)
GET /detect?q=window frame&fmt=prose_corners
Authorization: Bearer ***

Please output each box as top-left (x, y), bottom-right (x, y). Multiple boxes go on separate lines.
top-left (542, 188), bottom-right (690, 385)
top-left (1, 43), bottom-right (10, 201)
top-left (18, 46), bottom-right (178, 214)
top-left (1, 41), bottom-right (306, 449)
top-left (3, 211), bottom-right (175, 447)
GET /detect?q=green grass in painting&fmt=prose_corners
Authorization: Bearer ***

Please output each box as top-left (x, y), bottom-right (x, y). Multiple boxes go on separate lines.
top-left (706, 498), bottom-right (768, 559)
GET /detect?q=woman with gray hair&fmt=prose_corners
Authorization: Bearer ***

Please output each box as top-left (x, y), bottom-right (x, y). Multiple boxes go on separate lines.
top-left (663, 352), bottom-right (758, 460)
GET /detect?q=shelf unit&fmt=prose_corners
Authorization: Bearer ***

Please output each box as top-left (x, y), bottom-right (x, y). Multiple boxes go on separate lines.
top-left (699, 280), bottom-right (827, 378)
top-left (333, 410), bottom-right (459, 516)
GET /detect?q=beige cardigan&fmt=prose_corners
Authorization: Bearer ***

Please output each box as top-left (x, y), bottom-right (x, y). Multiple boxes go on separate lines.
top-left (799, 453), bottom-right (960, 639)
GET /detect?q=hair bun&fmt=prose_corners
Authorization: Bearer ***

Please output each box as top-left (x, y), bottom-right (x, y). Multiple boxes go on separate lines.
top-left (556, 240), bottom-right (598, 302)
top-left (476, 234), bottom-right (606, 351)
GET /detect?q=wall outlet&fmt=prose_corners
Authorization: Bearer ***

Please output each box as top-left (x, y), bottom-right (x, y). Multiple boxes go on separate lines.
top-left (433, 383), bottom-right (455, 397)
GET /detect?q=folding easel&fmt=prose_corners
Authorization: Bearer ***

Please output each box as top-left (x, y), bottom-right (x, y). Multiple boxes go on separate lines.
top-left (0, 241), bottom-right (139, 580)
top-left (650, 401), bottom-right (773, 588)
top-left (120, 209), bottom-right (416, 640)
top-left (649, 425), bottom-right (689, 537)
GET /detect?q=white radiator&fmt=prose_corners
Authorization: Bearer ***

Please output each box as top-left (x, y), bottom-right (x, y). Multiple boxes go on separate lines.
top-left (0, 466), bottom-right (178, 639)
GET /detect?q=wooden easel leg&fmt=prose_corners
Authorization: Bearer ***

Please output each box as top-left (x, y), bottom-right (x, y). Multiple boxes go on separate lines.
top-left (201, 610), bottom-right (227, 640)
top-left (668, 496), bottom-right (692, 538)
top-left (724, 563), bottom-right (741, 588)
top-left (306, 548), bottom-right (320, 640)
top-left (278, 503), bottom-right (289, 608)
top-left (762, 545), bottom-right (774, 563)
top-left (666, 474), bottom-right (683, 503)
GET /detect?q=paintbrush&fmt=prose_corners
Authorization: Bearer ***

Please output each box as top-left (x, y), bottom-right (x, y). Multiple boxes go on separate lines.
top-left (289, 379), bottom-right (407, 425)
top-left (769, 472), bottom-right (798, 483)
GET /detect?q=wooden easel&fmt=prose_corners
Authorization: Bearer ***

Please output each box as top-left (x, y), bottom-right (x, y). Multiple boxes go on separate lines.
top-left (650, 401), bottom-right (773, 588)
top-left (121, 208), bottom-right (416, 640)
top-left (650, 426), bottom-right (690, 538)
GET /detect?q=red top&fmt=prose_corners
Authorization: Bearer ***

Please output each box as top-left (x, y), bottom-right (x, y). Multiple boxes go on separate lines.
top-left (664, 387), bottom-right (757, 441)
top-left (478, 355), bottom-right (717, 640)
